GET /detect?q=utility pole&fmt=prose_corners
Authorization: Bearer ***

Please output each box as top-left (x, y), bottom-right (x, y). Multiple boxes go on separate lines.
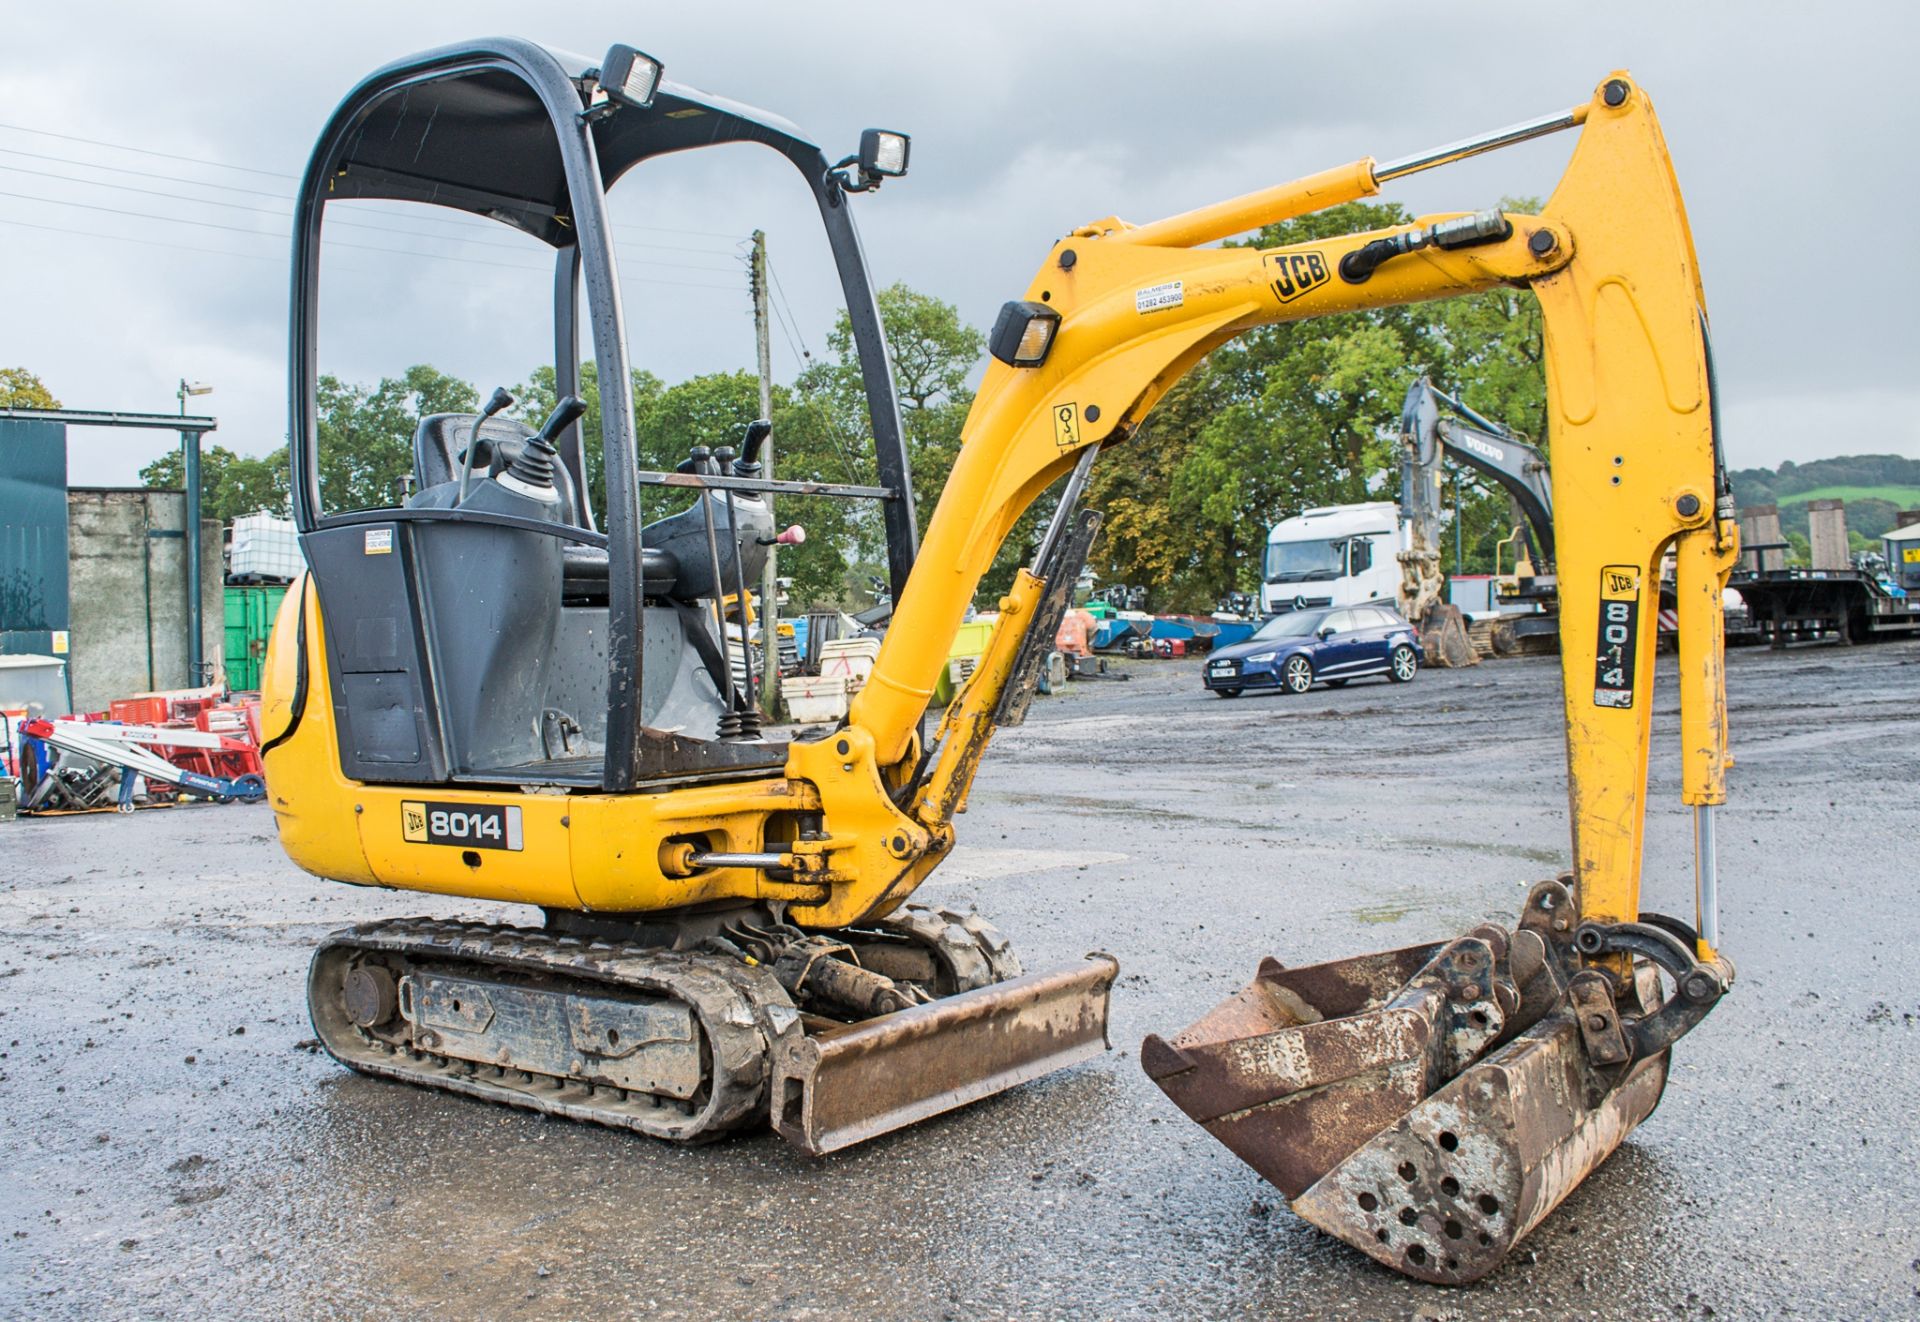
top-left (176, 378), bottom-right (214, 685)
top-left (750, 230), bottom-right (779, 716)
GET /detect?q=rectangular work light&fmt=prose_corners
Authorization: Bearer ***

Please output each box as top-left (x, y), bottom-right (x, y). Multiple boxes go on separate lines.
top-left (988, 300), bottom-right (1061, 368)
top-left (600, 45), bottom-right (663, 109)
top-left (859, 129), bottom-right (911, 179)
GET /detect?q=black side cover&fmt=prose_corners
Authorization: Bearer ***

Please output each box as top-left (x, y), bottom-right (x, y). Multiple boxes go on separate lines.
top-left (302, 522), bottom-right (447, 783)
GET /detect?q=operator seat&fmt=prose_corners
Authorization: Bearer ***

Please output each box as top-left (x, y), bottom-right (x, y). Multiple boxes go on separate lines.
top-left (409, 412), bottom-right (678, 600)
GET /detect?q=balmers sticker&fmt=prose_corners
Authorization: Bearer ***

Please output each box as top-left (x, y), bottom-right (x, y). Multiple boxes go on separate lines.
top-left (1266, 250), bottom-right (1330, 303)
top-left (1135, 280), bottom-right (1184, 313)
top-left (1593, 566), bottom-right (1642, 709)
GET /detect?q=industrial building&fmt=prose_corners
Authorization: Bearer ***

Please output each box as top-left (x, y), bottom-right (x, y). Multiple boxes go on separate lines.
top-left (0, 413), bottom-right (222, 715)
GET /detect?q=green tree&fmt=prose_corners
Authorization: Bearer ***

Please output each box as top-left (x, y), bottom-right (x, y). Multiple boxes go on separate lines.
top-left (1080, 199), bottom-right (1551, 608)
top-left (0, 367), bottom-right (59, 408)
top-left (139, 445), bottom-right (290, 521)
top-left (316, 364), bottom-right (476, 512)
top-left (798, 283), bottom-right (1005, 599)
top-left (1084, 371), bottom-right (1234, 607)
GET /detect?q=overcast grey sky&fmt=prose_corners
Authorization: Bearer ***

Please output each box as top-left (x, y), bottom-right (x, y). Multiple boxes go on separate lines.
top-left (2, 1), bottom-right (1912, 486)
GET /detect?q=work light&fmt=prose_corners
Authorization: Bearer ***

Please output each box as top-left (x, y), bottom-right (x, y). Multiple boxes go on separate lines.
top-left (988, 301), bottom-right (1061, 367)
top-left (859, 130), bottom-right (911, 179)
top-left (600, 45), bottom-right (663, 109)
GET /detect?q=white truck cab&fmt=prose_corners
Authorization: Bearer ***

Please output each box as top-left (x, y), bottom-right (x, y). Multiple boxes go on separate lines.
top-left (1261, 502), bottom-right (1409, 615)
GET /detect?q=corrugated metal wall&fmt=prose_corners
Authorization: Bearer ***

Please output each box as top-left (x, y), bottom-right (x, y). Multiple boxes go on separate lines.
top-left (0, 418), bottom-right (70, 656)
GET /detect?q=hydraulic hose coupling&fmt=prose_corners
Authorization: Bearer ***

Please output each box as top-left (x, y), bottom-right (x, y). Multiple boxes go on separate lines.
top-left (1339, 210), bottom-right (1513, 284)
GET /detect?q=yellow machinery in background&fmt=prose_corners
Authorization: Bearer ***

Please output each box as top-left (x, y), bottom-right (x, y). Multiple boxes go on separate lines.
top-left (263, 40), bottom-right (1735, 1282)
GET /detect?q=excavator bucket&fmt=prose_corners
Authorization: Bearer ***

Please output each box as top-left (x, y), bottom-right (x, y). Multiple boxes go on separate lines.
top-left (1142, 881), bottom-right (1717, 1284)
top-left (775, 956), bottom-right (1119, 1155)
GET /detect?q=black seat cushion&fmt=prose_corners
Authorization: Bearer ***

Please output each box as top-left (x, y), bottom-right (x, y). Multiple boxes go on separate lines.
top-left (562, 544), bottom-right (678, 602)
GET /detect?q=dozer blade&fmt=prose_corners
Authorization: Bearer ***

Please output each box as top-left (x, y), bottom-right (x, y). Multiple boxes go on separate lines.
top-left (774, 955), bottom-right (1119, 1155)
top-left (1141, 885), bottom-right (1706, 1284)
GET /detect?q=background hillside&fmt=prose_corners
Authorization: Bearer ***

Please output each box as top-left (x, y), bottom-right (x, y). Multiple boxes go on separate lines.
top-left (1728, 453), bottom-right (1920, 546)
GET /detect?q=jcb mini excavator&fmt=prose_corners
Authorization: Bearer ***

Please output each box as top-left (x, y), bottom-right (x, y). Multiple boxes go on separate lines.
top-left (262, 38), bottom-right (1736, 1283)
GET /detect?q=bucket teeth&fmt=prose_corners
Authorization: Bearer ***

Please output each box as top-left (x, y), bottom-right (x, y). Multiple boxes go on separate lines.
top-left (1290, 1010), bottom-right (1669, 1284)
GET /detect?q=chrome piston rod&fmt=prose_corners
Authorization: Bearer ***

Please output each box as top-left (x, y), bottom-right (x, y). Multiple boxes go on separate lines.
top-left (1693, 804), bottom-right (1720, 951)
top-left (690, 851), bottom-right (787, 870)
top-left (1374, 106), bottom-right (1586, 184)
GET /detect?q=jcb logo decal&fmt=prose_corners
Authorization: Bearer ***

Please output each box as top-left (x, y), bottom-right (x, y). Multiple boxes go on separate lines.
top-left (1266, 251), bottom-right (1330, 303)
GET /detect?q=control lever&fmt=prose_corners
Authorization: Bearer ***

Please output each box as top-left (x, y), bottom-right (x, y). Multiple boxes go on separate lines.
top-left (758, 525), bottom-right (807, 547)
top-left (535, 395), bottom-right (587, 445)
top-left (712, 445), bottom-right (759, 722)
top-left (733, 419), bottom-right (772, 476)
top-left (458, 386), bottom-right (516, 503)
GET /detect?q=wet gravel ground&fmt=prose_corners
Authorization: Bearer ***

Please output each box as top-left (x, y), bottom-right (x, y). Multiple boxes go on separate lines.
top-left (2, 638), bottom-right (1917, 1320)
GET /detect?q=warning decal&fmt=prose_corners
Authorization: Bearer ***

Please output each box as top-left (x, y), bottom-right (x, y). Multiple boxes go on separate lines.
top-left (1052, 402), bottom-right (1081, 450)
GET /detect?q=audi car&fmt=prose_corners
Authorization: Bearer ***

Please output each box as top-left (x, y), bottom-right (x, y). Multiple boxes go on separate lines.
top-left (1203, 604), bottom-right (1424, 697)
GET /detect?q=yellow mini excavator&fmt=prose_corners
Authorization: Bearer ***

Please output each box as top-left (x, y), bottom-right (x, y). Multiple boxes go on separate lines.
top-left (262, 39), bottom-right (1736, 1283)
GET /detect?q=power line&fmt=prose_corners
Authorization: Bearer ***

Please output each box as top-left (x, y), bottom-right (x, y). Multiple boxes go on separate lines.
top-left (0, 121), bottom-right (296, 178)
top-left (765, 259), bottom-right (816, 362)
top-left (0, 126), bottom-right (757, 246)
top-left (0, 214), bottom-right (285, 265)
top-left (0, 207), bottom-right (746, 294)
top-left (0, 156), bottom-right (750, 260)
top-left (0, 187), bottom-right (749, 282)
top-left (0, 145), bottom-right (293, 199)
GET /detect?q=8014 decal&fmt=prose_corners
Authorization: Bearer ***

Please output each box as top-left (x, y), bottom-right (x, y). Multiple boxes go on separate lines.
top-left (401, 800), bottom-right (524, 851)
top-left (1592, 566), bottom-right (1642, 709)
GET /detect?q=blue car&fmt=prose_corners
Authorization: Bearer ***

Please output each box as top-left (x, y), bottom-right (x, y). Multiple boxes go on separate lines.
top-left (1202, 604), bottom-right (1424, 697)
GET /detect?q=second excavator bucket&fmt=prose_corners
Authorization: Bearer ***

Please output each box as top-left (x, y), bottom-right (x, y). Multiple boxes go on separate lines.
top-left (1142, 881), bottom-right (1706, 1284)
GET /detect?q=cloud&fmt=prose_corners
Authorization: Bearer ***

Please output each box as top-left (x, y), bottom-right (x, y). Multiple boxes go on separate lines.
top-left (1, 0), bottom-right (1910, 483)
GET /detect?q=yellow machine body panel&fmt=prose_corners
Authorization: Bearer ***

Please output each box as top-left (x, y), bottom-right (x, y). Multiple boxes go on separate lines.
top-left (262, 580), bottom-right (831, 913)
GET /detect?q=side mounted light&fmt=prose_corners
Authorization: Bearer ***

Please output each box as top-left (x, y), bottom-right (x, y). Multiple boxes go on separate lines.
top-left (859, 129), bottom-right (911, 179)
top-left (599, 45), bottom-right (663, 109)
top-left (988, 300), bottom-right (1061, 368)
top-left (830, 129), bottom-right (913, 194)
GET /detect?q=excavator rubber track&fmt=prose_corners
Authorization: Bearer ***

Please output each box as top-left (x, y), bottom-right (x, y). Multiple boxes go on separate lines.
top-left (309, 911), bottom-right (1118, 1152)
top-left (309, 918), bottom-right (800, 1143)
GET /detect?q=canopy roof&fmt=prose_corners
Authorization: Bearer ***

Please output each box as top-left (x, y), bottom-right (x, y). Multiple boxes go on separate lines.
top-left (318, 40), bottom-right (817, 246)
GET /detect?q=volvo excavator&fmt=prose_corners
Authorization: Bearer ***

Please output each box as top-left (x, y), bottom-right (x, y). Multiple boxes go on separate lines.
top-left (261, 38), bottom-right (1737, 1284)
top-left (1397, 375), bottom-right (1561, 660)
